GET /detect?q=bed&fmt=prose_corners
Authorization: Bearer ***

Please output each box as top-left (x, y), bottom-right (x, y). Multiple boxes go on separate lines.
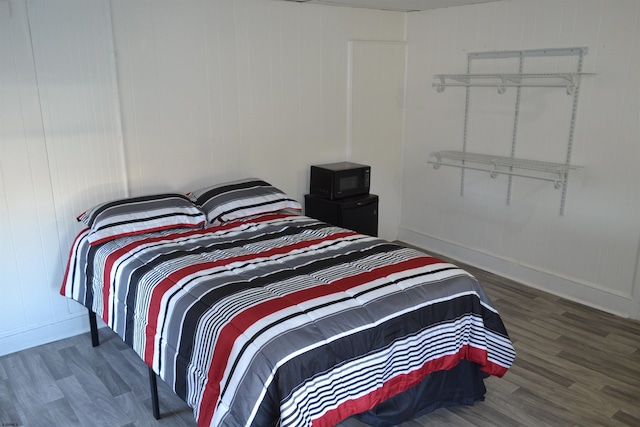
top-left (60, 178), bottom-right (515, 427)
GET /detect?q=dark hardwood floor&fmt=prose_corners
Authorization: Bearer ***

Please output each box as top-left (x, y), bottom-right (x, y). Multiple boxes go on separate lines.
top-left (1, 251), bottom-right (639, 427)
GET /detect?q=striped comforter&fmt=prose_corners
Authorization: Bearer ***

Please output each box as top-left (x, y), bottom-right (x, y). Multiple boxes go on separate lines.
top-left (61, 212), bottom-right (515, 427)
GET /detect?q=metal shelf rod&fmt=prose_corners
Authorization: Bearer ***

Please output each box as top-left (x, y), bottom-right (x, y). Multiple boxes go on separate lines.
top-left (431, 151), bottom-right (581, 173)
top-left (428, 150), bottom-right (582, 190)
top-left (435, 73), bottom-right (594, 79)
top-left (468, 47), bottom-right (588, 59)
top-left (436, 82), bottom-right (576, 88)
top-left (426, 161), bottom-right (568, 187)
top-left (433, 73), bottom-right (594, 95)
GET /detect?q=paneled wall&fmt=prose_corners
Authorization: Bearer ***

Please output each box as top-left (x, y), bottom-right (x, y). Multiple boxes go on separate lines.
top-left (349, 41), bottom-right (406, 241)
top-left (1, 0), bottom-right (124, 356)
top-left (0, 0), bottom-right (56, 347)
top-left (110, 0), bottom-right (405, 237)
top-left (110, 0), bottom-right (404, 200)
top-left (0, 0), bottom-right (405, 356)
top-left (400, 0), bottom-right (640, 319)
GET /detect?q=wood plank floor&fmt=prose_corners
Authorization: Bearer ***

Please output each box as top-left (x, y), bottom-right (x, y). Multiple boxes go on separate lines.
top-left (1, 251), bottom-right (639, 427)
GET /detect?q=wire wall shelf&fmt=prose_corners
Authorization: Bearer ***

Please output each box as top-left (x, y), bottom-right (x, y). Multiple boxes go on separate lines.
top-left (430, 47), bottom-right (593, 215)
top-left (428, 151), bottom-right (582, 189)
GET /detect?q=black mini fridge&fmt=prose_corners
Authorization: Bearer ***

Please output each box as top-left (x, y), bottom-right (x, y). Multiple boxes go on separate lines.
top-left (304, 193), bottom-right (378, 237)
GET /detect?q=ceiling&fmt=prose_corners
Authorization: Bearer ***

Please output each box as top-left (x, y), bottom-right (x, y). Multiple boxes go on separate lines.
top-left (279, 0), bottom-right (503, 12)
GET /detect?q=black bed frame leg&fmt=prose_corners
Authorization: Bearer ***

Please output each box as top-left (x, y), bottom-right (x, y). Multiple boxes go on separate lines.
top-left (88, 309), bottom-right (160, 420)
top-left (88, 310), bottom-right (100, 347)
top-left (149, 367), bottom-right (161, 420)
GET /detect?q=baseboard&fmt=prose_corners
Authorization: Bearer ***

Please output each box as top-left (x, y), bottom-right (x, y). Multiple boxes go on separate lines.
top-left (0, 312), bottom-right (104, 357)
top-left (398, 226), bottom-right (638, 320)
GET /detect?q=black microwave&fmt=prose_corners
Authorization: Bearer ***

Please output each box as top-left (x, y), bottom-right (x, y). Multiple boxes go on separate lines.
top-left (310, 162), bottom-right (371, 200)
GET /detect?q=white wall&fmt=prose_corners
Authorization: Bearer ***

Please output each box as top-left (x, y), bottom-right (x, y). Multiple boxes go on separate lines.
top-left (0, 0), bottom-right (405, 356)
top-left (400, 0), bottom-right (640, 319)
top-left (110, 0), bottom-right (405, 240)
top-left (349, 40), bottom-right (406, 240)
top-left (110, 0), bottom-right (404, 201)
top-left (1, 0), bottom-right (125, 356)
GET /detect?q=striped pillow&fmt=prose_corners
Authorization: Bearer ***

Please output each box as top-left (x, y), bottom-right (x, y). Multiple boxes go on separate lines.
top-left (188, 178), bottom-right (302, 225)
top-left (77, 193), bottom-right (206, 245)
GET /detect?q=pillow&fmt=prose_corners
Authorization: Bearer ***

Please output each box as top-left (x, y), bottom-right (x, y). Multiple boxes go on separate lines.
top-left (187, 178), bottom-right (302, 224)
top-left (77, 193), bottom-right (206, 245)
